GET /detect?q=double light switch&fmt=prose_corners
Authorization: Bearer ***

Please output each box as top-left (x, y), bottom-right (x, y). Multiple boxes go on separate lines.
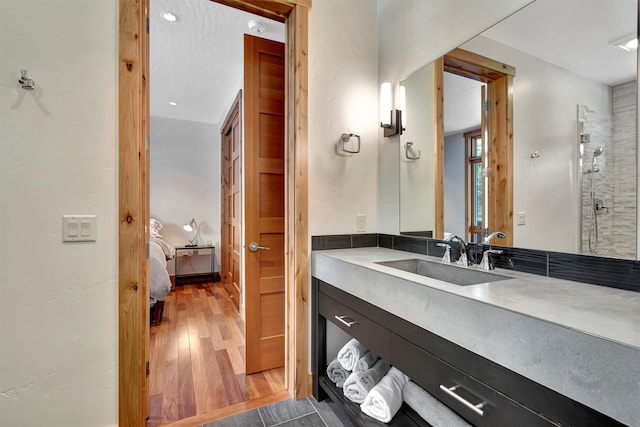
top-left (63, 215), bottom-right (97, 242)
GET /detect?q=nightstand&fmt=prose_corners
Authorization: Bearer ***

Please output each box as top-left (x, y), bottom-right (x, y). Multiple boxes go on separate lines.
top-left (174, 245), bottom-right (215, 285)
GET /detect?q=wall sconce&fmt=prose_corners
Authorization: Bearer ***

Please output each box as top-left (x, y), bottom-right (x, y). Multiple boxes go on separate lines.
top-left (183, 218), bottom-right (199, 247)
top-left (380, 82), bottom-right (404, 137)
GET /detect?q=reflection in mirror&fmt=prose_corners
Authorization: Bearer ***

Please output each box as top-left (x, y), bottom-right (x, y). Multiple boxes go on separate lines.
top-left (400, 62), bottom-right (436, 238)
top-left (399, 0), bottom-right (638, 259)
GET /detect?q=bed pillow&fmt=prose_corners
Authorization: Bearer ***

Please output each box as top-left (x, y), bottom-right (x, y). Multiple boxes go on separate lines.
top-left (149, 218), bottom-right (163, 238)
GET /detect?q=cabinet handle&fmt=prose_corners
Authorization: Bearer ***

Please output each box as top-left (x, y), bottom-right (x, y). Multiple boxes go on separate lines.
top-left (439, 385), bottom-right (485, 416)
top-left (334, 315), bottom-right (358, 327)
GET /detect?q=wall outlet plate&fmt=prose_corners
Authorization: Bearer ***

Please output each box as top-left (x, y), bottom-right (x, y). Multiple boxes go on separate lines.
top-left (356, 214), bottom-right (367, 232)
top-left (517, 212), bottom-right (526, 226)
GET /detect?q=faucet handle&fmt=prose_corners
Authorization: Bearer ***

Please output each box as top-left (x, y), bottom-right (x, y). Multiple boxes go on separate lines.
top-left (437, 243), bottom-right (451, 263)
top-left (485, 249), bottom-right (503, 255)
top-left (479, 249), bottom-right (503, 271)
top-left (456, 252), bottom-right (470, 267)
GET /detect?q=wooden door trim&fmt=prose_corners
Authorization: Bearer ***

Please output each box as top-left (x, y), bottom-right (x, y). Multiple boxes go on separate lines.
top-left (119, 0), bottom-right (149, 425)
top-left (221, 90), bottom-right (243, 133)
top-left (119, 0), bottom-right (310, 424)
top-left (434, 58), bottom-right (444, 239)
top-left (444, 48), bottom-right (516, 81)
top-left (212, 0), bottom-right (311, 22)
top-left (286, 4), bottom-right (309, 398)
top-left (437, 50), bottom-right (514, 245)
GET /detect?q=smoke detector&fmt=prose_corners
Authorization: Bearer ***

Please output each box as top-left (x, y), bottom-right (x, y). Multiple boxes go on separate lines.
top-left (248, 20), bottom-right (266, 34)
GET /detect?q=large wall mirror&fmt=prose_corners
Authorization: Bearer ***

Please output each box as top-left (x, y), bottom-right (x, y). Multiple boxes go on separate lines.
top-left (399, 0), bottom-right (638, 260)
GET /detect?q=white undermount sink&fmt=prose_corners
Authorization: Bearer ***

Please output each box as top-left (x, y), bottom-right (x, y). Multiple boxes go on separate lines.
top-left (376, 258), bottom-right (510, 286)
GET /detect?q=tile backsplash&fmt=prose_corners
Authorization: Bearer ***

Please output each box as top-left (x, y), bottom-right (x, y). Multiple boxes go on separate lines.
top-left (312, 233), bottom-right (639, 293)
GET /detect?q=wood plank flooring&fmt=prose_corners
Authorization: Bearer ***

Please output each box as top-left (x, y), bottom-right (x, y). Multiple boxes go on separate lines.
top-left (147, 282), bottom-right (287, 427)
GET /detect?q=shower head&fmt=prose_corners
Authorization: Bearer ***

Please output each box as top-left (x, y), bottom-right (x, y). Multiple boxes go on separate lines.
top-left (593, 147), bottom-right (604, 157)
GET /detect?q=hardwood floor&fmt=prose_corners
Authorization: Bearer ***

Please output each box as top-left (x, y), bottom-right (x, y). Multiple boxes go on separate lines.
top-left (147, 282), bottom-right (287, 427)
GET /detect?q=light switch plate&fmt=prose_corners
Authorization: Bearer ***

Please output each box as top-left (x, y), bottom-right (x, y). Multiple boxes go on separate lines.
top-left (63, 215), bottom-right (97, 242)
top-left (517, 212), bottom-right (526, 226)
top-left (356, 214), bottom-right (367, 232)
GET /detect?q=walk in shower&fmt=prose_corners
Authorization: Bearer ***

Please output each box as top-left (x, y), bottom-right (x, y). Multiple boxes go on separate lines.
top-left (578, 81), bottom-right (637, 259)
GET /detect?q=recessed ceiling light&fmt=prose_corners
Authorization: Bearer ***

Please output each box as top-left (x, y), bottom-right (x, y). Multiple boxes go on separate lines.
top-left (161, 11), bottom-right (178, 22)
top-left (611, 34), bottom-right (638, 52)
top-left (168, 101), bottom-right (178, 106)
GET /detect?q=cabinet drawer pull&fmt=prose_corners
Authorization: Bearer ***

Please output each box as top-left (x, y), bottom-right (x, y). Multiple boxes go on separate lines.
top-left (439, 385), bottom-right (485, 416)
top-left (334, 315), bottom-right (358, 327)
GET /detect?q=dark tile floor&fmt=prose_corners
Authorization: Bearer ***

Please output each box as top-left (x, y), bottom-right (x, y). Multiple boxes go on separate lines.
top-left (200, 396), bottom-right (354, 427)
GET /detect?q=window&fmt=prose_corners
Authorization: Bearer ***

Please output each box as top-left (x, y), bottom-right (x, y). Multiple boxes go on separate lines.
top-left (466, 129), bottom-right (483, 243)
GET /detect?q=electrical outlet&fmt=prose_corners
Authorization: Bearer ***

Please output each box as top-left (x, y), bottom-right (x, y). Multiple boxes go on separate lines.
top-left (517, 212), bottom-right (526, 226)
top-left (356, 214), bottom-right (367, 232)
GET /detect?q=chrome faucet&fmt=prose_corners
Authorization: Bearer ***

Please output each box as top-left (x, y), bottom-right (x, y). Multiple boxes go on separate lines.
top-left (485, 231), bottom-right (506, 246)
top-left (443, 234), bottom-right (469, 266)
top-left (479, 231), bottom-right (506, 271)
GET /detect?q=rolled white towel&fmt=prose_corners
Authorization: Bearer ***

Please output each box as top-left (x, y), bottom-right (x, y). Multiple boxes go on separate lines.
top-left (343, 359), bottom-right (391, 403)
top-left (326, 359), bottom-right (350, 388)
top-left (403, 381), bottom-right (472, 427)
top-left (337, 338), bottom-right (367, 371)
top-left (360, 366), bottom-right (410, 423)
top-left (353, 351), bottom-right (379, 373)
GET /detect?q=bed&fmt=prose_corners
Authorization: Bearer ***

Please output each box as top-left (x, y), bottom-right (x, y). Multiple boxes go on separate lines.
top-left (149, 219), bottom-right (174, 324)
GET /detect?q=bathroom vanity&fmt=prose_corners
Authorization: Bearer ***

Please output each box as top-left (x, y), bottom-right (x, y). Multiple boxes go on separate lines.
top-left (311, 247), bottom-right (639, 426)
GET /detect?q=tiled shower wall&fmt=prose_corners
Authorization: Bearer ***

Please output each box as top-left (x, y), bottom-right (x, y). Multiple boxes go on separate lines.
top-left (612, 81), bottom-right (637, 258)
top-left (579, 80), bottom-right (637, 259)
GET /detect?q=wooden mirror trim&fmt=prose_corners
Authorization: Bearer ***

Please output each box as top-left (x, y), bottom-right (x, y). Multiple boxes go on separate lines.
top-left (434, 49), bottom-right (514, 245)
top-left (119, 0), bottom-right (310, 424)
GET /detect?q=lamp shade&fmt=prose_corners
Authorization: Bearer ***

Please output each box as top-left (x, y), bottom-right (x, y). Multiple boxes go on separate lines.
top-left (183, 218), bottom-right (196, 232)
top-left (183, 218), bottom-right (199, 246)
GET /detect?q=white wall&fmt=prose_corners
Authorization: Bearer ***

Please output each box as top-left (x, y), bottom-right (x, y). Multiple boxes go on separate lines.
top-left (150, 116), bottom-right (221, 274)
top-left (377, 0), bottom-right (534, 235)
top-left (399, 63), bottom-right (435, 233)
top-left (462, 36), bottom-right (611, 253)
top-left (308, 0), bottom-right (379, 236)
top-left (444, 133), bottom-right (466, 237)
top-left (0, 1), bottom-right (118, 426)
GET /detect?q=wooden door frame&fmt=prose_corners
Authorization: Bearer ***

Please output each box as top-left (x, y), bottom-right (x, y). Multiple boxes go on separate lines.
top-left (118, 0), bottom-right (310, 424)
top-left (435, 48), bottom-right (514, 245)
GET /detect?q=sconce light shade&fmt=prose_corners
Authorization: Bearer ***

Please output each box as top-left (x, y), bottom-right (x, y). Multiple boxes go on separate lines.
top-left (380, 82), bottom-right (403, 137)
top-left (398, 85), bottom-right (406, 131)
top-left (380, 82), bottom-right (392, 127)
top-left (183, 218), bottom-right (199, 246)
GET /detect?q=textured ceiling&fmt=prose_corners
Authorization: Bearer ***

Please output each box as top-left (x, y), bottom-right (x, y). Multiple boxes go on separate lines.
top-left (444, 73), bottom-right (484, 136)
top-left (150, 0), bottom-right (284, 125)
top-left (152, 0), bottom-right (635, 129)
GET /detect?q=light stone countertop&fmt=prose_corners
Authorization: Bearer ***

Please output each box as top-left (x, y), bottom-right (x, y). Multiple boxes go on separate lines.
top-left (311, 247), bottom-right (640, 426)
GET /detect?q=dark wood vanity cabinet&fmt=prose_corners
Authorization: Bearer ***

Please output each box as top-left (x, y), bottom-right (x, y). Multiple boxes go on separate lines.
top-left (312, 278), bottom-right (624, 427)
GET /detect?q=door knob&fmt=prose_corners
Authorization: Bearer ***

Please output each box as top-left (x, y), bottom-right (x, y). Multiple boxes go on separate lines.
top-left (249, 241), bottom-right (271, 252)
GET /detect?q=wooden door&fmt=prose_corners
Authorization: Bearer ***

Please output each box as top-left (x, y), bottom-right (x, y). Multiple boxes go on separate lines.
top-left (244, 34), bottom-right (285, 373)
top-left (221, 93), bottom-right (243, 310)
